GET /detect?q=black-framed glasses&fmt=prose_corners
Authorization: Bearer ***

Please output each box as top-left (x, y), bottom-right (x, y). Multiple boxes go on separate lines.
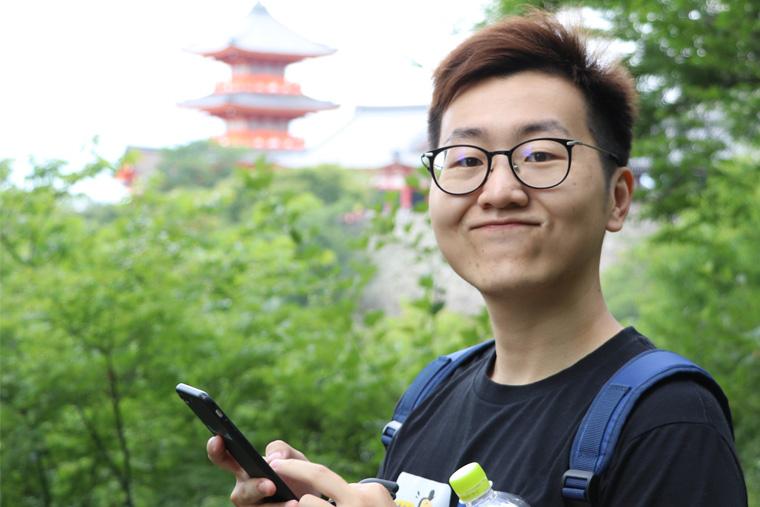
top-left (421, 138), bottom-right (620, 195)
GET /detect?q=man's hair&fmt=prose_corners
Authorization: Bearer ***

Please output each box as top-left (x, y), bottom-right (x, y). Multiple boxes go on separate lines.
top-left (428, 11), bottom-right (638, 178)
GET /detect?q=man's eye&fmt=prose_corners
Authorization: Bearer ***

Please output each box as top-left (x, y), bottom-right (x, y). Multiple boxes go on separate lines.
top-left (525, 152), bottom-right (554, 163)
top-left (453, 157), bottom-right (482, 167)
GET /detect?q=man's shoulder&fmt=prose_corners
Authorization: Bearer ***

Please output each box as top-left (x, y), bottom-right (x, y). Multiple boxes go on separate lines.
top-left (600, 330), bottom-right (733, 440)
top-left (623, 374), bottom-right (733, 438)
top-left (601, 328), bottom-right (730, 434)
top-left (601, 376), bottom-right (746, 506)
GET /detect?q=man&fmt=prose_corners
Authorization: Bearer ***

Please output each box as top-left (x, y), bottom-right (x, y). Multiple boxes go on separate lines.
top-left (208, 11), bottom-right (747, 507)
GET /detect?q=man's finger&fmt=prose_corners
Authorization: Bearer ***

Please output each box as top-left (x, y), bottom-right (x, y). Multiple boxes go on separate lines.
top-left (265, 440), bottom-right (309, 463)
top-left (271, 459), bottom-right (350, 503)
top-left (207, 435), bottom-right (255, 483)
top-left (229, 480), bottom-right (293, 507)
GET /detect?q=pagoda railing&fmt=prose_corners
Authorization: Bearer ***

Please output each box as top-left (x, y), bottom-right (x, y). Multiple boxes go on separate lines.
top-left (215, 75), bottom-right (302, 95)
top-left (216, 129), bottom-right (305, 150)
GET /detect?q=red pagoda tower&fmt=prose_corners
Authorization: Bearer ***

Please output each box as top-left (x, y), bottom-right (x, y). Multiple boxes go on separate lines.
top-left (182, 2), bottom-right (337, 150)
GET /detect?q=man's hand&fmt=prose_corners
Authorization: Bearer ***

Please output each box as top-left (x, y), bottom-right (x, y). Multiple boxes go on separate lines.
top-left (206, 437), bottom-right (316, 507)
top-left (271, 459), bottom-right (397, 507)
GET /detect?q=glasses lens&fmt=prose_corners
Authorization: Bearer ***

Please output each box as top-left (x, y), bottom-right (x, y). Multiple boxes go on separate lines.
top-left (512, 139), bottom-right (569, 188)
top-left (432, 146), bottom-right (488, 194)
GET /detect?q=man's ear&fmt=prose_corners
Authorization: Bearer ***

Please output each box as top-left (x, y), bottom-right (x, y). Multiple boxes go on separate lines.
top-left (606, 166), bottom-right (634, 233)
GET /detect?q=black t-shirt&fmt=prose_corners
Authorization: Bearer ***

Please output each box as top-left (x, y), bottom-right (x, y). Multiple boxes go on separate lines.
top-left (378, 328), bottom-right (747, 507)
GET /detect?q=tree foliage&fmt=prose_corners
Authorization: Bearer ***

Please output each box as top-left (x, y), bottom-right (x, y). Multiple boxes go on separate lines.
top-left (0, 151), bottom-right (486, 506)
top-left (588, 0), bottom-right (758, 222)
top-left (151, 140), bottom-right (251, 191)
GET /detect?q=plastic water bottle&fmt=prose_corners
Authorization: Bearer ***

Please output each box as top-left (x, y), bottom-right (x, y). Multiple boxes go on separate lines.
top-left (449, 462), bottom-right (531, 507)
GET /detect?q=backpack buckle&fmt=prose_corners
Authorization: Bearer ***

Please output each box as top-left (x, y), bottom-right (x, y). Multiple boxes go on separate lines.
top-left (561, 469), bottom-right (598, 505)
top-left (381, 420), bottom-right (402, 447)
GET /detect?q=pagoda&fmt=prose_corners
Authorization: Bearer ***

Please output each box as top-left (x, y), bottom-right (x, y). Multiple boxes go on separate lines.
top-left (182, 2), bottom-right (337, 150)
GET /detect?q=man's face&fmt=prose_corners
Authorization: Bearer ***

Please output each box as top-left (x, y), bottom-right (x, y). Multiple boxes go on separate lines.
top-left (429, 71), bottom-right (624, 299)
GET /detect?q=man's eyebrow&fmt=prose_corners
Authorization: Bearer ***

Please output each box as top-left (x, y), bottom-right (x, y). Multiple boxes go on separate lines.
top-left (514, 120), bottom-right (572, 139)
top-left (444, 120), bottom-right (573, 146)
top-left (444, 127), bottom-right (486, 144)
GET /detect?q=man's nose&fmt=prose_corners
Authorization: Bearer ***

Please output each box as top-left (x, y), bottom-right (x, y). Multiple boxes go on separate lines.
top-left (476, 154), bottom-right (529, 207)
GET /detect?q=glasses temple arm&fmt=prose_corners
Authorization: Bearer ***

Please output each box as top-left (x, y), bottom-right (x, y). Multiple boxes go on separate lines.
top-left (566, 140), bottom-right (621, 165)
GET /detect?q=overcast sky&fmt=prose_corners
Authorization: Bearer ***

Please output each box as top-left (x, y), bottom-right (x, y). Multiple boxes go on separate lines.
top-left (0, 0), bottom-right (489, 201)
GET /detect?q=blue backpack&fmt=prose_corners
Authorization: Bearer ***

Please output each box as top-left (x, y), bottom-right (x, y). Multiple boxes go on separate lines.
top-left (381, 341), bottom-right (733, 506)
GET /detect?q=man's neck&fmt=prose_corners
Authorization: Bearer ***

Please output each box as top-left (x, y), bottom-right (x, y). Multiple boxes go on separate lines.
top-left (482, 277), bottom-right (622, 385)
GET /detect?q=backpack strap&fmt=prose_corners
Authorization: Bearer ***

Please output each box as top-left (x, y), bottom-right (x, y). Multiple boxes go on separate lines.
top-left (381, 340), bottom-right (494, 448)
top-left (561, 349), bottom-right (732, 506)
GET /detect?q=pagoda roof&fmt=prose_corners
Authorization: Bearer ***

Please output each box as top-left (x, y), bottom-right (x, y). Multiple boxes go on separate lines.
top-left (188, 2), bottom-right (336, 62)
top-left (181, 92), bottom-right (338, 117)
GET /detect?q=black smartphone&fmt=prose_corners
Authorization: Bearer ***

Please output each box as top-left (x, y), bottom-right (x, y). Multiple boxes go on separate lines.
top-left (176, 383), bottom-right (297, 503)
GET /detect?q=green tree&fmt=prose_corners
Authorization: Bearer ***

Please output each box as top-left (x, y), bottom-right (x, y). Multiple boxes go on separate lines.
top-left (269, 164), bottom-right (375, 266)
top-left (0, 156), bottom-right (401, 505)
top-left (585, 0), bottom-right (758, 221)
top-left (152, 140), bottom-right (250, 191)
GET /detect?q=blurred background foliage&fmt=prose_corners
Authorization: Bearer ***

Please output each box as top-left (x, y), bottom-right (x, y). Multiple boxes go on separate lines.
top-left (1, 0), bottom-right (758, 504)
top-left (0, 153), bottom-right (486, 506)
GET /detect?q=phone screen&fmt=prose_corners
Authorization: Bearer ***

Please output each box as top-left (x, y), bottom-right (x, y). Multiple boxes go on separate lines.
top-left (176, 383), bottom-right (297, 503)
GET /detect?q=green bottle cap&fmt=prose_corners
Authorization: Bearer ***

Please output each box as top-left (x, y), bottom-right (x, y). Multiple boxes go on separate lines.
top-left (449, 462), bottom-right (490, 502)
